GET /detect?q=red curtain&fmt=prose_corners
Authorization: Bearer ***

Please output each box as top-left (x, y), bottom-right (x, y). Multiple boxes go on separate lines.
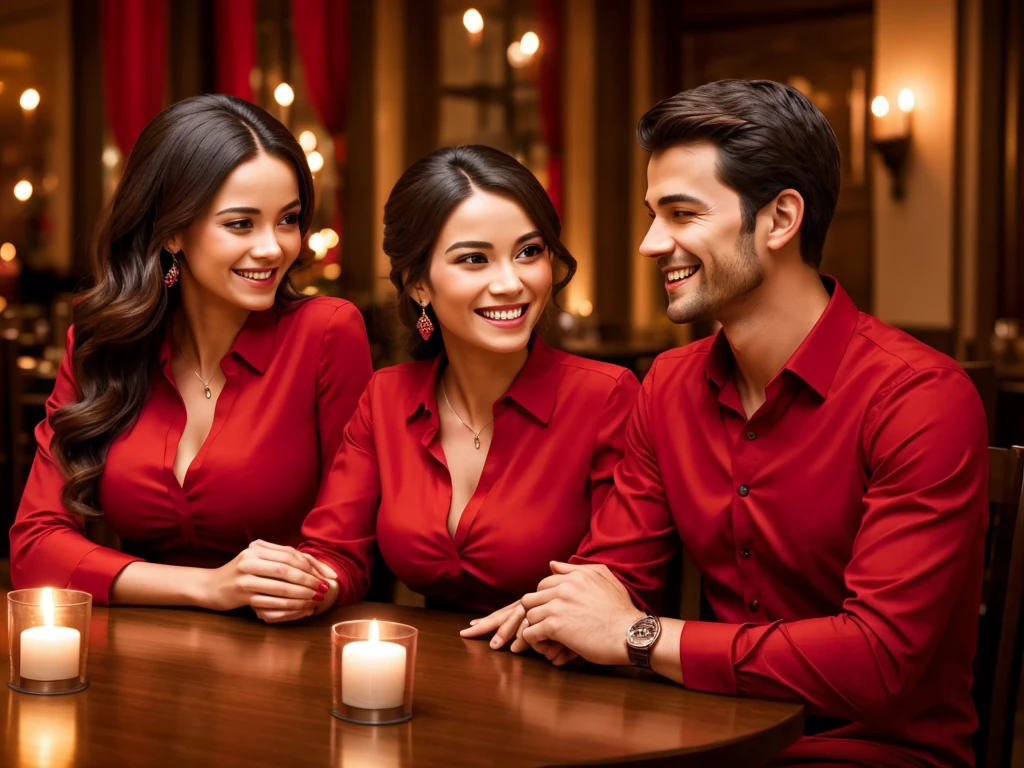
top-left (537, 0), bottom-right (563, 218)
top-left (102, 0), bottom-right (168, 155)
top-left (215, 0), bottom-right (257, 101)
top-left (292, 0), bottom-right (351, 266)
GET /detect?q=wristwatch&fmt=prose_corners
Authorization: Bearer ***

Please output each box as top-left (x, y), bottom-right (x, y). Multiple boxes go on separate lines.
top-left (626, 613), bottom-right (661, 669)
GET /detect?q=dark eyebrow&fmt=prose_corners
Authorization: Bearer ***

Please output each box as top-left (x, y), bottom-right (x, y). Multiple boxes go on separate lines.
top-left (445, 230), bottom-right (544, 254)
top-left (445, 240), bottom-right (492, 253)
top-left (215, 199), bottom-right (301, 216)
top-left (657, 193), bottom-right (707, 208)
top-left (514, 230), bottom-right (543, 246)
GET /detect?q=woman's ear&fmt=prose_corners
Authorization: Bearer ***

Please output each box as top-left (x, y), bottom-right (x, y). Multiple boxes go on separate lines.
top-left (164, 235), bottom-right (182, 255)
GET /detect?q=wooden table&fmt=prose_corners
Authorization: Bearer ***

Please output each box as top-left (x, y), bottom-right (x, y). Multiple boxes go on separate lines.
top-left (1, 602), bottom-right (804, 767)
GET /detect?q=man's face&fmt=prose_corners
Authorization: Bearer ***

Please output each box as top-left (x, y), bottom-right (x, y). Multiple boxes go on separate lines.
top-left (640, 142), bottom-right (764, 325)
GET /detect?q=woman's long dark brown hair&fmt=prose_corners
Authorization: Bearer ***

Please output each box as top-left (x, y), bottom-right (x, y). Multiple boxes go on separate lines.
top-left (50, 94), bottom-right (315, 517)
top-left (383, 145), bottom-right (577, 359)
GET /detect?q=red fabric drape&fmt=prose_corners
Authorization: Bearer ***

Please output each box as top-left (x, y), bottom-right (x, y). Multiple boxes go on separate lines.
top-left (215, 0), bottom-right (257, 101)
top-left (537, 0), bottom-right (563, 218)
top-left (102, 0), bottom-right (167, 155)
top-left (292, 0), bottom-right (351, 266)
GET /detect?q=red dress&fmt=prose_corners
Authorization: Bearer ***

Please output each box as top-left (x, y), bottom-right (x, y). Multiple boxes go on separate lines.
top-left (299, 338), bottom-right (641, 613)
top-left (10, 298), bottom-right (373, 604)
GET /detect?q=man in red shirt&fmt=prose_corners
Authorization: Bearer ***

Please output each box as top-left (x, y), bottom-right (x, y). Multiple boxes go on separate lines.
top-left (512, 81), bottom-right (988, 767)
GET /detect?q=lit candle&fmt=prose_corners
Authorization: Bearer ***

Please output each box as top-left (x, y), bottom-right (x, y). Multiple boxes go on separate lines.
top-left (20, 588), bottom-right (81, 681)
top-left (342, 619), bottom-right (407, 709)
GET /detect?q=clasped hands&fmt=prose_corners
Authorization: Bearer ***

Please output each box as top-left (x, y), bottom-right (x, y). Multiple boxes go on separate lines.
top-left (461, 561), bottom-right (645, 667)
top-left (205, 539), bottom-right (339, 622)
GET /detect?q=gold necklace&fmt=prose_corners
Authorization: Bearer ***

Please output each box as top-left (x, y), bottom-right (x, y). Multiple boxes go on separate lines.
top-left (440, 379), bottom-right (493, 449)
top-left (179, 349), bottom-right (215, 399)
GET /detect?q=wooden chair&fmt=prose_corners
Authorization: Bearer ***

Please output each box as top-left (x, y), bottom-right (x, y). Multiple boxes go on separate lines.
top-left (974, 445), bottom-right (1024, 768)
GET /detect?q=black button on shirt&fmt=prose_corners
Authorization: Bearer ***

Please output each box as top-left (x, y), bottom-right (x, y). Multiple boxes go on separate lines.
top-left (738, 484), bottom-right (750, 497)
top-left (749, 599), bottom-right (760, 612)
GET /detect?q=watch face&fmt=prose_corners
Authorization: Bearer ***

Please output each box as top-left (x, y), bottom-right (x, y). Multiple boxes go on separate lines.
top-left (627, 616), bottom-right (660, 649)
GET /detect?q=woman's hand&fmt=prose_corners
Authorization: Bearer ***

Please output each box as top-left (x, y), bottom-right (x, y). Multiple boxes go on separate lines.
top-left (459, 600), bottom-right (527, 649)
top-left (199, 540), bottom-right (337, 614)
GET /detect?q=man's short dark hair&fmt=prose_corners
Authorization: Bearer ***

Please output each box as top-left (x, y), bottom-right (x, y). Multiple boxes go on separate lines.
top-left (637, 79), bottom-right (841, 268)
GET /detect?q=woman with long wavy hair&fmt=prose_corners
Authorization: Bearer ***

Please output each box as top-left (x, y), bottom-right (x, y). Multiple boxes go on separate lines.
top-left (10, 95), bottom-right (372, 614)
top-left (255, 145), bottom-right (639, 624)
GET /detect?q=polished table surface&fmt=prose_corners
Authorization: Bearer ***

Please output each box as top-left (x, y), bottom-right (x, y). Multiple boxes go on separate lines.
top-left (2, 601), bottom-right (804, 767)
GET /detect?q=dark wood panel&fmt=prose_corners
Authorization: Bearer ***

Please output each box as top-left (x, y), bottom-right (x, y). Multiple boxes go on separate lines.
top-left (594, 0), bottom-right (634, 335)
top-left (0, 601), bottom-right (804, 767)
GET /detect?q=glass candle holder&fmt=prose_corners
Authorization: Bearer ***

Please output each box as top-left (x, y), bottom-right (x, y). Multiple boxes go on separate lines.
top-left (8, 588), bottom-right (92, 695)
top-left (331, 619), bottom-right (417, 725)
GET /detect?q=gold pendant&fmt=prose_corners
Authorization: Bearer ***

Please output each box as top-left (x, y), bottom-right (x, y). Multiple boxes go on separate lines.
top-left (474, 436), bottom-right (481, 449)
top-left (205, 386), bottom-right (212, 399)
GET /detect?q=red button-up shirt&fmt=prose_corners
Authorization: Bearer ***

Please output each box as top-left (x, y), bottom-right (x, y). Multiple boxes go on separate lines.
top-left (573, 278), bottom-right (988, 768)
top-left (299, 338), bottom-right (640, 613)
top-left (10, 298), bottom-right (373, 604)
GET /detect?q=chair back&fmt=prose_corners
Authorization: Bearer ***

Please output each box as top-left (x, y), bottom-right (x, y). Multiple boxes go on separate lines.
top-left (974, 445), bottom-right (1024, 767)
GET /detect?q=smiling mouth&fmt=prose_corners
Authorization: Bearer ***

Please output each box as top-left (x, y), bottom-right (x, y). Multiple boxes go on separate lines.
top-left (664, 265), bottom-right (700, 287)
top-left (232, 268), bottom-right (278, 282)
top-left (475, 303), bottom-right (529, 322)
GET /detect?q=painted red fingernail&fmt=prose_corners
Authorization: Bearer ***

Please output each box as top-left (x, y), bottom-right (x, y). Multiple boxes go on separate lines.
top-left (318, 581), bottom-right (329, 593)
top-left (313, 592), bottom-right (325, 603)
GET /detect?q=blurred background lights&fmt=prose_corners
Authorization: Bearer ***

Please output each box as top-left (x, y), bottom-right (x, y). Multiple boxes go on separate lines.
top-left (274, 83), bottom-right (295, 107)
top-left (14, 180), bottom-right (33, 201)
top-left (462, 9), bottom-right (483, 33)
top-left (298, 130), bottom-right (317, 152)
top-left (20, 88), bottom-right (40, 110)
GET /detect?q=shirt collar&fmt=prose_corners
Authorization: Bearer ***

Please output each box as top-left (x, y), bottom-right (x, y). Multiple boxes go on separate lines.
top-left (704, 276), bottom-right (859, 400)
top-left (405, 336), bottom-right (559, 425)
top-left (158, 306), bottom-right (280, 375)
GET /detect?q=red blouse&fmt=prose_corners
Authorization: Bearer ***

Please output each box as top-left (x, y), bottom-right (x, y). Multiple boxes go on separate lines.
top-left (10, 297), bottom-right (373, 604)
top-left (572, 279), bottom-right (988, 768)
top-left (299, 338), bottom-right (640, 613)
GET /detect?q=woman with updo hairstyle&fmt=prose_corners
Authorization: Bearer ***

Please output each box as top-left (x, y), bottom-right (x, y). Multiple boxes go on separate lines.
top-left (10, 94), bottom-right (372, 614)
top-left (275, 145), bottom-right (639, 629)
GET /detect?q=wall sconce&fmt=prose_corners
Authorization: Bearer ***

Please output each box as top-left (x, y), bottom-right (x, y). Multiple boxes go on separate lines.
top-left (870, 88), bottom-right (914, 199)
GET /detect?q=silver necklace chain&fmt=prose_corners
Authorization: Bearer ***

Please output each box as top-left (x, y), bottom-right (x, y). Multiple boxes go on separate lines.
top-left (440, 378), bottom-right (493, 449)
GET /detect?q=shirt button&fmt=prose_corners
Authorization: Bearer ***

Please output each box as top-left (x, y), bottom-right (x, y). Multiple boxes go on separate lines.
top-left (739, 547), bottom-right (751, 559)
top-left (746, 431), bottom-right (757, 440)
top-left (748, 599), bottom-right (760, 612)
top-left (738, 484), bottom-right (750, 497)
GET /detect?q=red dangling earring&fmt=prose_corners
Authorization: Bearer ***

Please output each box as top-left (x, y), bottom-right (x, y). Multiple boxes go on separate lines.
top-left (416, 301), bottom-right (434, 340)
top-left (164, 252), bottom-right (180, 288)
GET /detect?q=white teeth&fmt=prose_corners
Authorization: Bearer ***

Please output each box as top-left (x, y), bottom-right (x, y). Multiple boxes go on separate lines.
top-left (666, 266), bottom-right (699, 282)
top-left (481, 306), bottom-right (525, 320)
top-left (236, 269), bottom-right (273, 280)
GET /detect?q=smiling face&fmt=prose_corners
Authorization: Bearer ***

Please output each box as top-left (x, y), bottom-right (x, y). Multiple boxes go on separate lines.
top-left (640, 141), bottom-right (765, 325)
top-left (168, 152), bottom-right (303, 314)
top-left (413, 189), bottom-right (553, 357)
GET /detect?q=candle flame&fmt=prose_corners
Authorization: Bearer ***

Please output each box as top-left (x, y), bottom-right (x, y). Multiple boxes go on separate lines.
top-left (41, 587), bottom-right (54, 627)
top-left (369, 619), bottom-right (379, 643)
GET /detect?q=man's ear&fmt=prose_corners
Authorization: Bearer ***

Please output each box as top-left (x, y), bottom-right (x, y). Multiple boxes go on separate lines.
top-left (764, 188), bottom-right (804, 253)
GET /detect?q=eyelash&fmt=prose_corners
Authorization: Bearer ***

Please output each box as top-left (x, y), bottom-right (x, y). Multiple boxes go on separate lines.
top-left (224, 212), bottom-right (301, 231)
top-left (456, 243), bottom-right (546, 265)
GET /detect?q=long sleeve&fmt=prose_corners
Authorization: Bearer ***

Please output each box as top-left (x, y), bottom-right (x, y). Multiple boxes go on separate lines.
top-left (9, 328), bottom-right (143, 603)
top-left (572, 368), bottom-right (680, 613)
top-left (314, 301), bottom-right (373, 491)
top-left (299, 374), bottom-right (382, 607)
top-left (678, 367), bottom-right (989, 723)
top-left (587, 370), bottom-right (640, 514)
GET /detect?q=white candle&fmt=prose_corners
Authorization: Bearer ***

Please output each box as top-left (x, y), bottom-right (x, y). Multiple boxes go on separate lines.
top-left (20, 588), bottom-right (80, 682)
top-left (342, 620), bottom-right (407, 709)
